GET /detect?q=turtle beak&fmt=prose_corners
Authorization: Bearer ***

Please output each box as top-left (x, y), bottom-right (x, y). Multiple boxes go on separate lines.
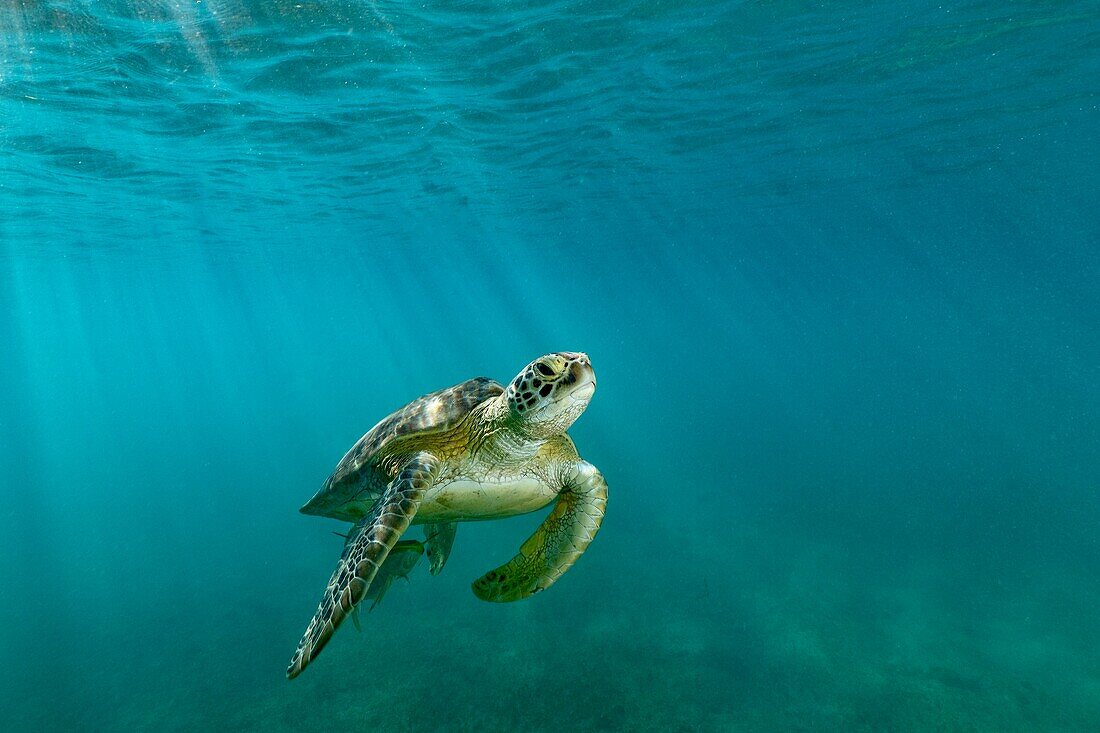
top-left (567, 359), bottom-right (596, 400)
top-left (572, 380), bottom-right (596, 400)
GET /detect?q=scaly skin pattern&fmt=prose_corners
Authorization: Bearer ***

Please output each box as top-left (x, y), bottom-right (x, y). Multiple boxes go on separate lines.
top-left (287, 352), bottom-right (605, 678)
top-left (472, 460), bottom-right (607, 602)
top-left (287, 453), bottom-right (439, 679)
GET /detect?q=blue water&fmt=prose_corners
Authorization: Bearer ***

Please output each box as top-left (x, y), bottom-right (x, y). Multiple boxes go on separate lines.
top-left (2, 1), bottom-right (1099, 730)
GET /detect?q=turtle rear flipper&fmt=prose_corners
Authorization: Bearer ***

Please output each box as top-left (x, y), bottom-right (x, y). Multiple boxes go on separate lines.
top-left (472, 461), bottom-right (607, 602)
top-left (287, 452), bottom-right (439, 679)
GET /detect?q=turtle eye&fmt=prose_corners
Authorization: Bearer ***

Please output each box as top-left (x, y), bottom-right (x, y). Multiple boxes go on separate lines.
top-left (535, 362), bottom-right (556, 377)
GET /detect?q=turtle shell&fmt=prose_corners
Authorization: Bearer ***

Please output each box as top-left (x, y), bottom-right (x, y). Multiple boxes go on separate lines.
top-left (300, 377), bottom-right (503, 518)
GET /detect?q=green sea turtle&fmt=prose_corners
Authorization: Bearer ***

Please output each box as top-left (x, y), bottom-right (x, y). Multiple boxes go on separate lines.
top-left (287, 352), bottom-right (607, 679)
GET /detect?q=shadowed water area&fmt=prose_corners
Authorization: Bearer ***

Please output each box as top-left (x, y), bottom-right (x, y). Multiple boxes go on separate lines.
top-left (1, 0), bottom-right (1099, 730)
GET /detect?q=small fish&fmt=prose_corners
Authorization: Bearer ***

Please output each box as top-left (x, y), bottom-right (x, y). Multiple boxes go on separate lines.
top-left (363, 539), bottom-right (425, 612)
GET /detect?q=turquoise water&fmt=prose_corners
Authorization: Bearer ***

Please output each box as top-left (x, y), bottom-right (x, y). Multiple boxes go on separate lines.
top-left (2, 0), bottom-right (1099, 729)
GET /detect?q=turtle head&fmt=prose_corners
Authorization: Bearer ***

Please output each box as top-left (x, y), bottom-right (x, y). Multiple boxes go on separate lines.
top-left (506, 352), bottom-right (596, 437)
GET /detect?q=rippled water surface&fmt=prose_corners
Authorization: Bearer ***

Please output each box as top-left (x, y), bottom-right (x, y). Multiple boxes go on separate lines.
top-left (1, 1), bottom-right (1099, 731)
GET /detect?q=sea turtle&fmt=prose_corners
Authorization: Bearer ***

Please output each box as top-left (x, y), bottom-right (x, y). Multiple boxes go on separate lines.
top-left (286, 351), bottom-right (606, 679)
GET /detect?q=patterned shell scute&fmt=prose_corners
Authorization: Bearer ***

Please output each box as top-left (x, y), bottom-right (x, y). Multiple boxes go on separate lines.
top-left (327, 377), bottom-right (503, 489)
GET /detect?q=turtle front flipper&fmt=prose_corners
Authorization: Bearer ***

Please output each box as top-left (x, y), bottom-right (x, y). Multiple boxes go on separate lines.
top-left (423, 522), bottom-right (457, 575)
top-left (472, 461), bottom-right (607, 603)
top-left (286, 452), bottom-right (440, 679)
